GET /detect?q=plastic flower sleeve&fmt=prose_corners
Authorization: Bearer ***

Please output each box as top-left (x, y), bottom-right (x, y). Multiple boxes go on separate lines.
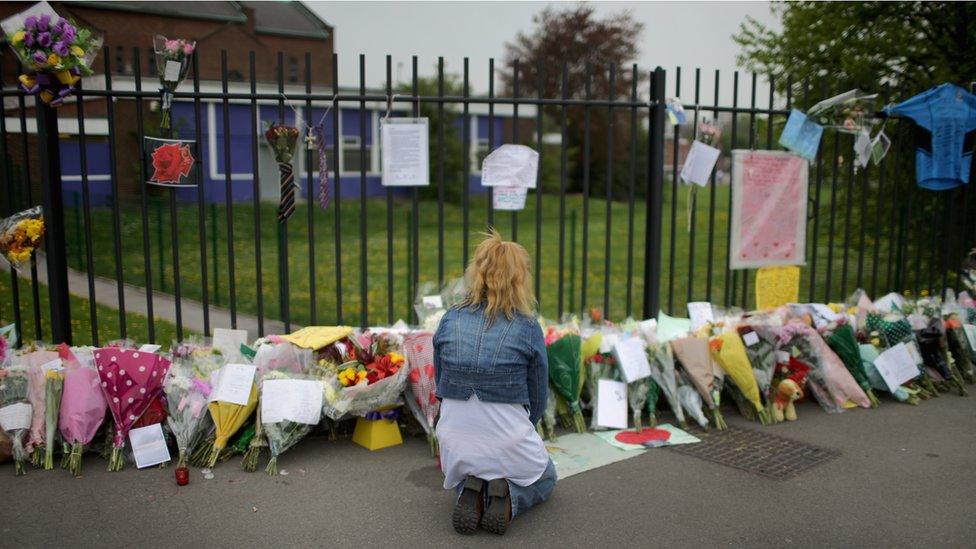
top-left (163, 362), bottom-right (210, 469)
top-left (259, 371), bottom-right (322, 475)
top-left (21, 350), bottom-right (58, 456)
top-left (402, 332), bottom-right (440, 455)
top-left (647, 343), bottom-right (686, 427)
top-left (58, 345), bottom-right (107, 476)
top-left (671, 335), bottom-right (726, 429)
top-left (152, 35), bottom-right (195, 130)
top-left (781, 322), bottom-right (871, 409)
top-left (546, 331), bottom-right (585, 432)
top-left (321, 364), bottom-right (408, 420)
top-left (0, 206), bottom-right (44, 270)
top-left (0, 366), bottom-right (31, 475)
top-left (710, 331), bottom-right (769, 424)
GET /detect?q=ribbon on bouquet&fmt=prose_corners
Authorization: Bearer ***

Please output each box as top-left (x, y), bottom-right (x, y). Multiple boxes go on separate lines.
top-left (364, 409), bottom-right (400, 422)
top-left (19, 69), bottom-right (80, 107)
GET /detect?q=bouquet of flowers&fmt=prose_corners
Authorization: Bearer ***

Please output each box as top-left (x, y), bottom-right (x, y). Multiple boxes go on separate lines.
top-left (545, 325), bottom-right (586, 432)
top-left (710, 331), bottom-right (769, 424)
top-left (916, 321), bottom-right (967, 396)
top-left (586, 349), bottom-right (618, 430)
top-left (317, 332), bottom-right (408, 420)
top-left (21, 349), bottom-right (58, 466)
top-left (0, 365), bottom-right (31, 474)
top-left (822, 321), bottom-right (881, 407)
top-left (0, 206), bottom-right (44, 270)
top-left (736, 323), bottom-right (778, 416)
top-left (671, 335), bottom-right (726, 429)
top-left (777, 321), bottom-right (871, 411)
top-left (152, 35), bottom-right (196, 130)
top-left (58, 345), bottom-right (107, 476)
top-left (647, 342), bottom-right (687, 427)
top-left (676, 372), bottom-right (709, 429)
top-left (205, 363), bottom-right (258, 467)
top-left (265, 122), bottom-right (301, 222)
top-left (402, 332), bottom-right (440, 455)
top-left (94, 347), bottom-right (171, 471)
top-left (4, 7), bottom-right (101, 106)
top-left (865, 311), bottom-right (937, 397)
top-left (163, 361), bottom-right (210, 482)
top-left (259, 371), bottom-right (322, 475)
top-left (857, 340), bottom-right (921, 405)
top-left (807, 89), bottom-right (877, 134)
top-left (944, 316), bottom-right (976, 384)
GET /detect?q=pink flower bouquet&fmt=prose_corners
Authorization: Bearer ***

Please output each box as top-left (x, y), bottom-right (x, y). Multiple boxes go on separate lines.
top-left (58, 345), bottom-right (107, 477)
top-left (402, 332), bottom-right (439, 455)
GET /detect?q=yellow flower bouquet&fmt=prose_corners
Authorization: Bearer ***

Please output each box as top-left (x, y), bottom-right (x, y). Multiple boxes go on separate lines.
top-left (0, 206), bottom-right (44, 270)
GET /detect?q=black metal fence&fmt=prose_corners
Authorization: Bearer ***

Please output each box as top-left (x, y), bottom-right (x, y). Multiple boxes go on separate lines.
top-left (1, 47), bottom-right (973, 346)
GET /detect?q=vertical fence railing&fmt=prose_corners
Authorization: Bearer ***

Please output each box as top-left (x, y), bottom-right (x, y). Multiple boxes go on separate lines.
top-left (1, 52), bottom-right (973, 345)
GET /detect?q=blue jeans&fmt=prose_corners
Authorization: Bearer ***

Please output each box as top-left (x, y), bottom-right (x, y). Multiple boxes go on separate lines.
top-left (454, 459), bottom-right (557, 519)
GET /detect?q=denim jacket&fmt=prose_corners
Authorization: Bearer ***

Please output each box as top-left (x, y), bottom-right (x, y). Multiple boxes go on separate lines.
top-left (433, 304), bottom-right (549, 425)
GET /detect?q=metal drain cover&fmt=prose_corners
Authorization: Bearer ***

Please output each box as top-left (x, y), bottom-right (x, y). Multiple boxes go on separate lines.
top-left (666, 426), bottom-right (841, 480)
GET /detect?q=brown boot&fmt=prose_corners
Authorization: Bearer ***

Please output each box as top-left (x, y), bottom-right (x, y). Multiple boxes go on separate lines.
top-left (452, 477), bottom-right (485, 535)
top-left (481, 479), bottom-right (512, 535)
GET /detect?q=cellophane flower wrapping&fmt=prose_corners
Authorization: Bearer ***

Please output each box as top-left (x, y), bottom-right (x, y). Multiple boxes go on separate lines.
top-left (647, 342), bottom-right (687, 427)
top-left (42, 367), bottom-right (63, 469)
top-left (0, 364), bottom-right (31, 474)
top-left (676, 374), bottom-right (709, 428)
top-left (671, 335), bottom-right (726, 429)
top-left (402, 332), bottom-right (440, 455)
top-left (944, 316), bottom-right (976, 383)
top-left (171, 338), bottom-right (224, 463)
top-left (94, 347), bottom-right (172, 471)
top-left (163, 361), bottom-right (211, 468)
top-left (316, 332), bottom-right (408, 420)
top-left (0, 206), bottom-right (44, 271)
top-left (736, 323), bottom-right (779, 413)
top-left (545, 325), bottom-right (585, 433)
top-left (20, 350), bottom-right (58, 458)
top-left (58, 345), bottom-right (106, 476)
top-left (710, 330), bottom-right (769, 423)
top-left (260, 370), bottom-right (322, 475)
top-left (778, 321), bottom-right (870, 412)
top-left (206, 365), bottom-right (258, 468)
top-left (586, 351), bottom-right (618, 430)
top-left (823, 321), bottom-right (881, 407)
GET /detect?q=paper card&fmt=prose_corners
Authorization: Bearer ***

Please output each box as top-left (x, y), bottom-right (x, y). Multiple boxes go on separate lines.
top-left (128, 423), bottom-right (171, 469)
top-left (778, 109), bottom-right (824, 161)
top-left (261, 379), bottom-right (323, 425)
top-left (381, 118), bottom-right (429, 187)
top-left (680, 140), bottom-right (721, 187)
top-left (873, 343), bottom-right (920, 393)
top-left (854, 129), bottom-right (872, 169)
top-left (492, 186), bottom-right (528, 211)
top-left (612, 337), bottom-right (652, 383)
top-left (742, 331), bottom-right (760, 347)
top-left (163, 60), bottom-right (182, 81)
top-left (143, 137), bottom-right (198, 187)
top-left (595, 379), bottom-right (628, 429)
top-left (871, 131), bottom-right (891, 165)
top-left (212, 328), bottom-right (248, 360)
top-left (964, 325), bottom-right (976, 351)
top-left (0, 402), bottom-right (31, 431)
top-left (776, 350), bottom-right (791, 364)
top-left (598, 332), bottom-right (620, 355)
top-left (481, 144), bottom-right (539, 188)
top-left (656, 311), bottom-right (692, 342)
top-left (686, 302), bottom-right (714, 331)
top-left (211, 363), bottom-right (256, 405)
top-left (421, 295), bottom-right (443, 310)
top-left (40, 358), bottom-right (63, 372)
top-left (138, 344), bottom-right (162, 353)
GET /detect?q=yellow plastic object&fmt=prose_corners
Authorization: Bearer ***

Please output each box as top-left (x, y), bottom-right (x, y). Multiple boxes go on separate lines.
top-left (282, 326), bottom-right (354, 350)
top-left (755, 266), bottom-right (800, 310)
top-left (352, 412), bottom-right (403, 451)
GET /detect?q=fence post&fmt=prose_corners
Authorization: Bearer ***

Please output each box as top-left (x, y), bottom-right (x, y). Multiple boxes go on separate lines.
top-left (36, 101), bottom-right (71, 344)
top-left (642, 67), bottom-right (666, 319)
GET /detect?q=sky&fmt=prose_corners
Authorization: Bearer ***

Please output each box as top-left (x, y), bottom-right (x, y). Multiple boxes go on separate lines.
top-left (305, 1), bottom-right (781, 102)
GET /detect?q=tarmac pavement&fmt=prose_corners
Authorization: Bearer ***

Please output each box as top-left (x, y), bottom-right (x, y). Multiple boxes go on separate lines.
top-left (2, 393), bottom-right (975, 548)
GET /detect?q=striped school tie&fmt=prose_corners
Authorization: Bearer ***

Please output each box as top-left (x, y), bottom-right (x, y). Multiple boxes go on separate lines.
top-left (277, 161), bottom-right (296, 222)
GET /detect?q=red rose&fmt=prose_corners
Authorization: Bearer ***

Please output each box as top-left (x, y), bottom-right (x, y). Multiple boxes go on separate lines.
top-left (150, 142), bottom-right (194, 184)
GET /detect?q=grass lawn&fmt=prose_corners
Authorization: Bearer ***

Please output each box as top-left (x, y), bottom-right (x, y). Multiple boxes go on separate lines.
top-left (35, 175), bottom-right (939, 340)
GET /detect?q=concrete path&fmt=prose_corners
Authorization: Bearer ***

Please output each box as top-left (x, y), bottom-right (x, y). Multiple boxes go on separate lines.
top-left (2, 391), bottom-right (974, 547)
top-left (22, 253), bottom-right (290, 339)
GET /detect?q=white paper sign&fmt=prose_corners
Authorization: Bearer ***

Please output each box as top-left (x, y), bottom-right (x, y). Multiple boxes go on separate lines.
top-left (680, 140), bottom-right (721, 187)
top-left (0, 402), bottom-right (31, 431)
top-left (596, 379), bottom-right (628, 430)
top-left (964, 324), bottom-right (976, 351)
top-left (742, 331), bottom-right (760, 347)
top-left (40, 358), bottom-right (63, 372)
top-left (686, 302), bottom-right (714, 331)
top-left (164, 60), bottom-right (182, 82)
top-left (492, 186), bottom-right (528, 211)
top-left (211, 363), bottom-right (256, 405)
top-left (138, 344), bottom-right (162, 353)
top-left (873, 342), bottom-right (920, 393)
top-left (381, 118), bottom-right (429, 187)
top-left (421, 295), bottom-right (443, 310)
top-left (128, 423), bottom-right (171, 468)
top-left (481, 144), bottom-right (539, 188)
top-left (261, 379), bottom-right (323, 425)
top-left (612, 337), bottom-right (652, 383)
top-left (212, 328), bottom-right (248, 360)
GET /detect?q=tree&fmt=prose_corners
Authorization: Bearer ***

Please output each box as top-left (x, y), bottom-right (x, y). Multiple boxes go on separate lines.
top-left (735, 2), bottom-right (976, 95)
top-left (500, 4), bottom-right (646, 199)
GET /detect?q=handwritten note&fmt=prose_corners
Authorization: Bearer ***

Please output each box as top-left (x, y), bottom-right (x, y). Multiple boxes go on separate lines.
top-left (493, 186), bottom-right (529, 211)
top-left (212, 328), bottom-right (248, 361)
top-left (680, 140), bottom-right (721, 187)
top-left (481, 144), bottom-right (539, 188)
top-left (612, 337), bottom-right (652, 383)
top-left (211, 363), bottom-right (256, 405)
top-left (596, 379), bottom-right (628, 429)
top-left (730, 150), bottom-right (808, 269)
top-left (261, 379), bottom-right (323, 425)
top-left (129, 423), bottom-right (171, 468)
top-left (687, 302), bottom-right (714, 331)
top-left (381, 118), bottom-right (430, 186)
top-left (778, 109), bottom-right (824, 161)
top-left (164, 60), bottom-right (182, 82)
top-left (0, 402), bottom-right (31, 431)
top-left (873, 342), bottom-right (920, 393)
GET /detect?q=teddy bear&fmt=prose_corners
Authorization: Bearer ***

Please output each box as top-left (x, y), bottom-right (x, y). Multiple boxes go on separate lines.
top-left (772, 378), bottom-right (803, 422)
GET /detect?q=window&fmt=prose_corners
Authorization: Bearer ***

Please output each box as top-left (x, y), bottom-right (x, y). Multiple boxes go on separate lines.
top-left (341, 136), bottom-right (371, 172)
top-left (288, 56), bottom-right (299, 83)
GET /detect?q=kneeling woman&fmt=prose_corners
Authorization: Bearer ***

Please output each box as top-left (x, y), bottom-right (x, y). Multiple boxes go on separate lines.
top-left (434, 231), bottom-right (556, 536)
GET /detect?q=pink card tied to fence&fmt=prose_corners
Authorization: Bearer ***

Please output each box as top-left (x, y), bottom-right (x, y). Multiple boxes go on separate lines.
top-left (729, 150), bottom-right (809, 269)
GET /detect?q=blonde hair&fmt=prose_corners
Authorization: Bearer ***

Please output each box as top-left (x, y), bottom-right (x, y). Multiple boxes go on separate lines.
top-left (461, 229), bottom-right (536, 321)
